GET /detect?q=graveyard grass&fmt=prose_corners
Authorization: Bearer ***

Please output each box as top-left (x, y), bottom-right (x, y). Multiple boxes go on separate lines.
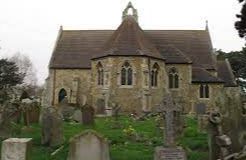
top-left (0, 116), bottom-right (208, 160)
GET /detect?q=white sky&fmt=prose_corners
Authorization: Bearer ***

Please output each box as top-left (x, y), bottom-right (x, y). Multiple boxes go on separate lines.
top-left (0, 0), bottom-right (245, 85)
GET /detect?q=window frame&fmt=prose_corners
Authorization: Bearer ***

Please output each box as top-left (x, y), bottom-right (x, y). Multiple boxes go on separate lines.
top-left (168, 67), bottom-right (179, 89)
top-left (96, 62), bottom-right (104, 86)
top-left (199, 84), bottom-right (210, 99)
top-left (151, 63), bottom-right (159, 87)
top-left (120, 61), bottom-right (133, 86)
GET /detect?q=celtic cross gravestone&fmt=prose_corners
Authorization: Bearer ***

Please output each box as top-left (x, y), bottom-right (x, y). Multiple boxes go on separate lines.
top-left (154, 94), bottom-right (187, 160)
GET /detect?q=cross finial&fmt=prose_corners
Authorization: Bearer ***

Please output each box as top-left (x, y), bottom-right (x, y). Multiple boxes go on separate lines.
top-left (122, 2), bottom-right (138, 22)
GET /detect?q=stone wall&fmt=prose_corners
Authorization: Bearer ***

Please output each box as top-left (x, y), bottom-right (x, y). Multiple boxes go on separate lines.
top-left (47, 57), bottom-right (235, 115)
top-left (51, 69), bottom-right (91, 106)
top-left (189, 83), bottom-right (224, 114)
top-left (91, 56), bottom-right (167, 113)
top-left (166, 64), bottom-right (192, 113)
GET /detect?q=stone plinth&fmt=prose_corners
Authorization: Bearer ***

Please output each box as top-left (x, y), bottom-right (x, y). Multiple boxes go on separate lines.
top-left (154, 146), bottom-right (186, 160)
top-left (1, 138), bottom-right (32, 160)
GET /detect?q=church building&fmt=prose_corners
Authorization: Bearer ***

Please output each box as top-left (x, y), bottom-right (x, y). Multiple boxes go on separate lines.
top-left (46, 2), bottom-right (238, 114)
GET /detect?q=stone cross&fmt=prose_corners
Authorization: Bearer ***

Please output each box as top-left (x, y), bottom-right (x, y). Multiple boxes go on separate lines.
top-left (155, 94), bottom-right (180, 147)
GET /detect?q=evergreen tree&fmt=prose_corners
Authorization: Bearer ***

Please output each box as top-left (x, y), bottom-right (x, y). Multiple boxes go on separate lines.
top-left (0, 59), bottom-right (24, 103)
top-left (0, 59), bottom-right (24, 89)
top-left (217, 48), bottom-right (246, 91)
top-left (235, 0), bottom-right (246, 38)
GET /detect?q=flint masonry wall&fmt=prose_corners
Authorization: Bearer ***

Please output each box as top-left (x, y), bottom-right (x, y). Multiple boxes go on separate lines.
top-left (166, 64), bottom-right (192, 113)
top-left (51, 69), bottom-right (91, 106)
top-left (189, 83), bottom-right (224, 113)
top-left (91, 56), bottom-right (167, 113)
top-left (49, 59), bottom-right (232, 114)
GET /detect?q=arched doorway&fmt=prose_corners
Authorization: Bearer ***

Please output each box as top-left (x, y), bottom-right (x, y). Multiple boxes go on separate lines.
top-left (58, 88), bottom-right (67, 103)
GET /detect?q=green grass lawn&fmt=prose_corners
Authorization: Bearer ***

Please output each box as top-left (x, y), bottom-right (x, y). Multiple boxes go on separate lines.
top-left (0, 116), bottom-right (208, 160)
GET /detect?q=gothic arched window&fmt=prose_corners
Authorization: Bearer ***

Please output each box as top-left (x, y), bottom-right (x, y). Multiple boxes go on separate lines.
top-left (200, 84), bottom-right (209, 98)
top-left (58, 88), bottom-right (67, 103)
top-left (121, 61), bottom-right (133, 85)
top-left (169, 67), bottom-right (179, 88)
top-left (151, 63), bottom-right (159, 87)
top-left (97, 62), bottom-right (104, 85)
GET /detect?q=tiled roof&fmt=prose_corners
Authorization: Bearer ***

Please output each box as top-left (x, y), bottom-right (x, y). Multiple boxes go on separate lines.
top-left (192, 67), bottom-right (224, 83)
top-left (49, 26), bottom-right (216, 69)
top-left (145, 30), bottom-right (216, 69)
top-left (156, 44), bottom-right (192, 64)
top-left (92, 16), bottom-right (163, 60)
top-left (217, 59), bottom-right (238, 87)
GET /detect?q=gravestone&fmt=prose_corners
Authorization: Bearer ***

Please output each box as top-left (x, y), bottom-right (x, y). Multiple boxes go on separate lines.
top-left (41, 106), bottom-right (64, 147)
top-left (112, 103), bottom-right (121, 121)
top-left (82, 104), bottom-right (95, 125)
top-left (67, 130), bottom-right (110, 160)
top-left (59, 97), bottom-right (75, 121)
top-left (1, 138), bottom-right (32, 160)
top-left (96, 99), bottom-right (106, 114)
top-left (0, 101), bottom-right (21, 138)
top-left (21, 99), bottom-right (40, 125)
top-left (195, 103), bottom-right (207, 115)
top-left (72, 109), bottom-right (82, 123)
top-left (154, 94), bottom-right (187, 160)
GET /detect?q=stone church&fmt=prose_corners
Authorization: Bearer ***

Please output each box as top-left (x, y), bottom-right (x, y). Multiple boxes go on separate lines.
top-left (45, 2), bottom-right (239, 114)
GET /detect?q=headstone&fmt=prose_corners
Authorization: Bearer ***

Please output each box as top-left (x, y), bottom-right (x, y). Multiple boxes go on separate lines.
top-left (72, 109), bottom-right (82, 123)
top-left (41, 106), bottom-right (64, 147)
top-left (1, 138), bottom-right (32, 160)
top-left (112, 103), bottom-right (121, 121)
top-left (154, 147), bottom-right (186, 160)
top-left (208, 111), bottom-right (223, 160)
top-left (208, 111), bottom-right (234, 160)
top-left (21, 100), bottom-right (40, 125)
top-left (27, 105), bottom-right (40, 123)
top-left (82, 104), bottom-right (95, 125)
top-left (96, 99), bottom-right (106, 114)
top-left (0, 101), bottom-right (21, 138)
top-left (154, 94), bottom-right (187, 160)
top-left (59, 98), bottom-right (75, 121)
top-left (67, 130), bottom-right (110, 160)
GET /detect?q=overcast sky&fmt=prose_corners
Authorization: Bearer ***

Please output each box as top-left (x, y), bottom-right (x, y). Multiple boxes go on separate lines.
top-left (0, 0), bottom-right (245, 85)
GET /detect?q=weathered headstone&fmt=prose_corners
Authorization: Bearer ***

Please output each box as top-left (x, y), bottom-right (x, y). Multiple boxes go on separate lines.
top-left (67, 130), bottom-right (110, 160)
top-left (154, 94), bottom-right (187, 160)
top-left (59, 97), bottom-right (75, 121)
top-left (72, 109), bottom-right (82, 123)
top-left (0, 101), bottom-right (21, 138)
top-left (154, 147), bottom-right (186, 160)
top-left (41, 106), bottom-right (64, 147)
top-left (207, 111), bottom-right (246, 160)
top-left (1, 138), bottom-right (32, 160)
top-left (96, 99), bottom-right (106, 114)
top-left (82, 104), bottom-right (95, 125)
top-left (112, 103), bottom-right (121, 121)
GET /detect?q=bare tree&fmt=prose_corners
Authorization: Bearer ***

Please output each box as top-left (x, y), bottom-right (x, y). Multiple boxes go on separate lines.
top-left (9, 52), bottom-right (38, 88)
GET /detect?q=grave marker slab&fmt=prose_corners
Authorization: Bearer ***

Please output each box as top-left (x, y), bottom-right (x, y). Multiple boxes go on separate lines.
top-left (41, 106), bottom-right (64, 147)
top-left (1, 138), bottom-right (32, 160)
top-left (67, 130), bottom-right (110, 160)
top-left (154, 147), bottom-right (186, 160)
top-left (82, 104), bottom-right (94, 125)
